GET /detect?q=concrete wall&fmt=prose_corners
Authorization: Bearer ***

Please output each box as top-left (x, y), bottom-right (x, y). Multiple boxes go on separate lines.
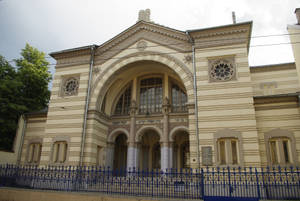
top-left (20, 115), bottom-right (47, 164)
top-left (41, 57), bottom-right (91, 166)
top-left (195, 44), bottom-right (261, 167)
top-left (250, 63), bottom-right (300, 96)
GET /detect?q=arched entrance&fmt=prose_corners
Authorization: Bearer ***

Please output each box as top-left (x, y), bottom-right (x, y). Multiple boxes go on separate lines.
top-left (113, 134), bottom-right (128, 170)
top-left (173, 131), bottom-right (190, 169)
top-left (139, 130), bottom-right (161, 170)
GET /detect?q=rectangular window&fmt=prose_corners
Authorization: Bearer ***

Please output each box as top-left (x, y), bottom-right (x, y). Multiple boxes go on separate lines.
top-left (219, 140), bottom-right (226, 165)
top-left (231, 140), bottom-right (238, 164)
top-left (217, 138), bottom-right (239, 166)
top-left (283, 140), bottom-right (289, 163)
top-left (53, 141), bottom-right (68, 163)
top-left (270, 141), bottom-right (278, 164)
top-left (27, 143), bottom-right (42, 164)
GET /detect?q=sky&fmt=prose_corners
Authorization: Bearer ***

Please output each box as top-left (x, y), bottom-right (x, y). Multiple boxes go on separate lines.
top-left (0, 0), bottom-right (299, 79)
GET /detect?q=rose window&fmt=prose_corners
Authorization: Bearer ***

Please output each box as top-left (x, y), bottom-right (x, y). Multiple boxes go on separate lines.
top-left (63, 78), bottom-right (79, 96)
top-left (210, 60), bottom-right (234, 81)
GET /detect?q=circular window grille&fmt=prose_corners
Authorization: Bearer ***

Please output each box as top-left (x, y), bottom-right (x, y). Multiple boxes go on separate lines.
top-left (210, 60), bottom-right (235, 81)
top-left (63, 78), bottom-right (79, 96)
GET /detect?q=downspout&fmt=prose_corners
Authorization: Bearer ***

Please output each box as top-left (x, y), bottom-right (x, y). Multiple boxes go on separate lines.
top-left (80, 45), bottom-right (96, 166)
top-left (17, 114), bottom-right (27, 165)
top-left (186, 31), bottom-right (201, 169)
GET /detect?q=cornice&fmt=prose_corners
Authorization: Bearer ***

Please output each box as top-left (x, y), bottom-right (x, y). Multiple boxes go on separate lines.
top-left (95, 21), bottom-right (189, 56)
top-left (192, 28), bottom-right (249, 39)
top-left (250, 62), bottom-right (296, 73)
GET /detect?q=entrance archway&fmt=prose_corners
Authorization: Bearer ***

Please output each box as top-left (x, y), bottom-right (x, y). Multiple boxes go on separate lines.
top-left (139, 130), bottom-right (161, 170)
top-left (173, 131), bottom-right (190, 169)
top-left (113, 134), bottom-right (128, 170)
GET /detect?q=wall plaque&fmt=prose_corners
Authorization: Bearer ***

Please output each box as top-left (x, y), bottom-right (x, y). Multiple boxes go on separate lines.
top-left (202, 146), bottom-right (212, 166)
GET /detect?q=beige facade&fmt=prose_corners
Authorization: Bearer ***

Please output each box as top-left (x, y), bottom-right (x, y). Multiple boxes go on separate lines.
top-left (15, 9), bottom-right (300, 169)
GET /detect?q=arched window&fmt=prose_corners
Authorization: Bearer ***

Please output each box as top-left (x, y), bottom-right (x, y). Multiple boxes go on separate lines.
top-left (139, 78), bottom-right (162, 114)
top-left (114, 85), bottom-right (132, 115)
top-left (171, 84), bottom-right (187, 112)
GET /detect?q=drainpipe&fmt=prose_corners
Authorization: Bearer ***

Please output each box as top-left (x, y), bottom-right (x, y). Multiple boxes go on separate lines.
top-left (186, 31), bottom-right (201, 169)
top-left (17, 114), bottom-right (27, 165)
top-left (80, 45), bottom-right (96, 166)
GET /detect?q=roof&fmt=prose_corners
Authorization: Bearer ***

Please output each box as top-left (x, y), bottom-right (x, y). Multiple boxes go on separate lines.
top-left (49, 20), bottom-right (253, 59)
top-left (250, 62), bottom-right (296, 73)
top-left (186, 21), bottom-right (252, 33)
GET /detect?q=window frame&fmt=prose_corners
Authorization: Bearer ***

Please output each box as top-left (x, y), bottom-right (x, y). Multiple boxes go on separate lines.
top-left (113, 82), bottom-right (132, 116)
top-left (51, 136), bottom-right (70, 164)
top-left (214, 129), bottom-right (243, 167)
top-left (26, 139), bottom-right (42, 165)
top-left (138, 75), bottom-right (163, 114)
top-left (170, 82), bottom-right (187, 113)
top-left (264, 129), bottom-right (298, 166)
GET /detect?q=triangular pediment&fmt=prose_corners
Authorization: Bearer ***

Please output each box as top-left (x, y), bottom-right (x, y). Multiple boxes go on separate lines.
top-left (94, 21), bottom-right (191, 65)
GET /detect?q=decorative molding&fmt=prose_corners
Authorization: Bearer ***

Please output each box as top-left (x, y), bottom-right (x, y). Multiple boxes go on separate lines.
top-left (136, 40), bottom-right (148, 51)
top-left (169, 126), bottom-right (189, 142)
top-left (183, 54), bottom-right (192, 64)
top-left (107, 128), bottom-right (130, 143)
top-left (135, 125), bottom-right (163, 142)
top-left (208, 57), bottom-right (236, 82)
top-left (92, 51), bottom-right (193, 111)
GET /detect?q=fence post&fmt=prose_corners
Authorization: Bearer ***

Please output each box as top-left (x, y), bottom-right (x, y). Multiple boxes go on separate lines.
top-left (151, 168), bottom-right (154, 197)
top-left (228, 166), bottom-right (231, 198)
top-left (255, 167), bottom-right (261, 200)
top-left (201, 168), bottom-right (204, 199)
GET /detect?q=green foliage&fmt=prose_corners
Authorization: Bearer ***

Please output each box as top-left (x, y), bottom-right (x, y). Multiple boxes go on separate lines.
top-left (0, 44), bottom-right (51, 150)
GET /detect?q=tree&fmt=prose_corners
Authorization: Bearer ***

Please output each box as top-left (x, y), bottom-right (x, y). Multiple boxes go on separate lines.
top-left (0, 44), bottom-right (51, 150)
top-left (15, 43), bottom-right (52, 112)
top-left (0, 55), bottom-right (24, 150)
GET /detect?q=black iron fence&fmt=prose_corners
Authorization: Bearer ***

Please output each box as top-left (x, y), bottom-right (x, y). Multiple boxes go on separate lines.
top-left (0, 164), bottom-right (299, 200)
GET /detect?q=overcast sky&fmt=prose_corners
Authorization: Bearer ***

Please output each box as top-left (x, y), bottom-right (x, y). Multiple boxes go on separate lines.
top-left (0, 0), bottom-right (299, 78)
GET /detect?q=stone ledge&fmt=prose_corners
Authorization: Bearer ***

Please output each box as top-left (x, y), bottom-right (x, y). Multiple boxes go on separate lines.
top-left (0, 187), bottom-right (201, 201)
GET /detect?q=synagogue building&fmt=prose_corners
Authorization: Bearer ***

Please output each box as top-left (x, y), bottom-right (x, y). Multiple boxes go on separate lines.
top-left (16, 9), bottom-right (300, 170)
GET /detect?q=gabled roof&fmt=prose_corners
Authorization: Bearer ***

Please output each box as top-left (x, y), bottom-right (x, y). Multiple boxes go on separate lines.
top-left (50, 20), bottom-right (253, 59)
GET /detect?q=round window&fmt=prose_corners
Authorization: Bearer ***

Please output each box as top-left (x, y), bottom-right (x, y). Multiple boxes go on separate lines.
top-left (210, 60), bottom-right (235, 81)
top-left (63, 78), bottom-right (79, 96)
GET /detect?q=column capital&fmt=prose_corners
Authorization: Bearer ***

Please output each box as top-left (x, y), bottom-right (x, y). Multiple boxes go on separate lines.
top-left (162, 97), bottom-right (171, 115)
top-left (130, 100), bottom-right (138, 116)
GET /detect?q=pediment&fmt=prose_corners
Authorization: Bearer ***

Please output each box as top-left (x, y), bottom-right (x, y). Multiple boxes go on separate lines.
top-left (94, 21), bottom-right (191, 65)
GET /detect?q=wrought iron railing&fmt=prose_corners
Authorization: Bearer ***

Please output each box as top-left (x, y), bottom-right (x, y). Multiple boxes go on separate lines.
top-left (0, 165), bottom-right (299, 200)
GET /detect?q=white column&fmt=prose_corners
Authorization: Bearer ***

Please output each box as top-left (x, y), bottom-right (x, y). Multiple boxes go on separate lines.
top-left (161, 145), bottom-right (169, 171)
top-left (127, 146), bottom-right (138, 169)
top-left (106, 144), bottom-right (114, 168)
top-left (168, 146), bottom-right (173, 169)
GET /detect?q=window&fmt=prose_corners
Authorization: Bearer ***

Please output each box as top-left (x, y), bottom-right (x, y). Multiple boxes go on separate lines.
top-left (217, 138), bottom-right (239, 165)
top-left (265, 129), bottom-right (297, 166)
top-left (139, 78), bottom-right (162, 114)
top-left (209, 58), bottom-right (236, 82)
top-left (268, 137), bottom-right (291, 165)
top-left (52, 141), bottom-right (68, 163)
top-left (171, 84), bottom-right (187, 112)
top-left (62, 77), bottom-right (79, 96)
top-left (27, 143), bottom-right (42, 164)
top-left (114, 85), bottom-right (132, 115)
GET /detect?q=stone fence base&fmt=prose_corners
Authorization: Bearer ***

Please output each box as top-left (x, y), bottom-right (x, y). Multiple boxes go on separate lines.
top-left (0, 188), bottom-right (195, 201)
